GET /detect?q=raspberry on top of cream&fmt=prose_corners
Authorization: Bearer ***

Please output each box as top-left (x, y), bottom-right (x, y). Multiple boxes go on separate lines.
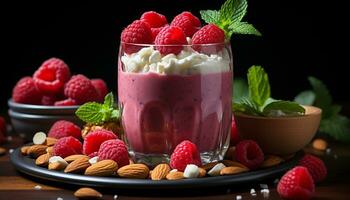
top-left (121, 46), bottom-right (230, 75)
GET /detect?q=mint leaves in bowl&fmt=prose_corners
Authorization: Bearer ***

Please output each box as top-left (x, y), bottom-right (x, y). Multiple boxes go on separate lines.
top-left (233, 66), bottom-right (322, 155)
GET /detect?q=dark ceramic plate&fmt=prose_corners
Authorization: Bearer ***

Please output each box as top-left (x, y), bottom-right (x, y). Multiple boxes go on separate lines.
top-left (10, 147), bottom-right (302, 189)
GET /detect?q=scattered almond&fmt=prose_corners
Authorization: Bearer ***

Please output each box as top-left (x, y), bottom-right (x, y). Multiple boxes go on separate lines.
top-left (201, 161), bottom-right (219, 171)
top-left (312, 138), bottom-right (328, 151)
top-left (224, 146), bottom-right (236, 160)
top-left (49, 161), bottom-right (67, 171)
top-left (46, 146), bottom-right (53, 155)
top-left (35, 153), bottom-right (51, 167)
top-left (28, 145), bottom-right (47, 158)
top-left (0, 147), bottom-right (6, 156)
top-left (261, 155), bottom-right (284, 168)
top-left (74, 187), bottom-right (102, 199)
top-left (20, 146), bottom-right (30, 155)
top-left (65, 156), bottom-right (91, 173)
top-left (117, 164), bottom-right (150, 179)
top-left (85, 160), bottom-right (118, 176)
top-left (166, 171), bottom-right (184, 180)
top-left (208, 163), bottom-right (226, 176)
top-left (64, 154), bottom-right (89, 163)
top-left (198, 167), bottom-right (206, 178)
top-left (45, 137), bottom-right (58, 146)
top-left (220, 166), bottom-right (249, 175)
top-left (221, 160), bottom-right (248, 169)
top-left (33, 132), bottom-right (47, 145)
top-left (151, 163), bottom-right (171, 180)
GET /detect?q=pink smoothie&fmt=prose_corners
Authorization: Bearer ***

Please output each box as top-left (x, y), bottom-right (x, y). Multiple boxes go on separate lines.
top-left (118, 71), bottom-right (232, 154)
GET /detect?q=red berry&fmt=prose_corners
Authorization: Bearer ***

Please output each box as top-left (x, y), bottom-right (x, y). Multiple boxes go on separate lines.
top-left (33, 58), bottom-right (71, 95)
top-left (98, 139), bottom-right (129, 167)
top-left (48, 120), bottom-right (81, 139)
top-left (121, 20), bottom-right (153, 54)
top-left (171, 11), bottom-right (201, 37)
top-left (41, 95), bottom-right (58, 106)
top-left (170, 140), bottom-right (202, 171)
top-left (64, 74), bottom-right (100, 104)
top-left (140, 11), bottom-right (167, 28)
top-left (54, 98), bottom-right (77, 106)
top-left (230, 116), bottom-right (240, 145)
top-left (235, 140), bottom-right (264, 170)
top-left (91, 79), bottom-right (108, 102)
top-left (83, 129), bottom-right (117, 156)
top-left (277, 166), bottom-right (315, 200)
top-left (0, 117), bottom-right (6, 144)
top-left (88, 151), bottom-right (98, 158)
top-left (299, 154), bottom-right (327, 183)
top-left (12, 77), bottom-right (42, 104)
top-left (53, 136), bottom-right (83, 158)
top-left (151, 25), bottom-right (168, 41)
top-left (155, 26), bottom-right (187, 55)
top-left (192, 24), bottom-right (225, 54)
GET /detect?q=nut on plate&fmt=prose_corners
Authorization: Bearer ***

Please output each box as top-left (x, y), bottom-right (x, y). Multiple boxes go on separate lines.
top-left (220, 166), bottom-right (249, 175)
top-left (151, 163), bottom-right (171, 180)
top-left (28, 145), bottom-right (47, 158)
top-left (85, 160), bottom-right (118, 176)
top-left (65, 156), bottom-right (91, 173)
top-left (166, 171), bottom-right (185, 180)
top-left (117, 164), bottom-right (150, 179)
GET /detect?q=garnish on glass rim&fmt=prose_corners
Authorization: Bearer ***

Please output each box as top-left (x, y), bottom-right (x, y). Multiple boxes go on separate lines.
top-left (233, 65), bottom-right (305, 117)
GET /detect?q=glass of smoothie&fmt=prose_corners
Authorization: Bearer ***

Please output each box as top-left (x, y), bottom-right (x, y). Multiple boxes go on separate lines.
top-left (118, 42), bottom-right (233, 165)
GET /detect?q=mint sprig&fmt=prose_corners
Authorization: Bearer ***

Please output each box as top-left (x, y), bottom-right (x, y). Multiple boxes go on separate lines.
top-left (233, 66), bottom-right (305, 117)
top-left (200, 0), bottom-right (261, 39)
top-left (76, 92), bottom-right (120, 124)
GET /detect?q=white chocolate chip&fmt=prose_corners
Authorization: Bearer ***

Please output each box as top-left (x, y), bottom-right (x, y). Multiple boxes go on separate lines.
top-left (89, 156), bottom-right (99, 165)
top-left (208, 163), bottom-right (226, 176)
top-left (250, 188), bottom-right (256, 194)
top-left (57, 197), bottom-right (63, 200)
top-left (34, 185), bottom-right (42, 190)
top-left (183, 164), bottom-right (200, 178)
top-left (236, 195), bottom-right (242, 200)
top-left (33, 132), bottom-right (47, 145)
top-left (49, 156), bottom-right (68, 167)
top-left (170, 169), bottom-right (178, 173)
top-left (113, 194), bottom-right (118, 200)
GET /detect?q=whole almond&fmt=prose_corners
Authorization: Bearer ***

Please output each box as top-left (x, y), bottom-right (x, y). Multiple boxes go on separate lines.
top-left (117, 164), bottom-right (150, 179)
top-left (220, 166), bottom-right (249, 175)
top-left (312, 138), bottom-right (328, 151)
top-left (21, 146), bottom-right (30, 155)
top-left (74, 187), bottom-right (102, 199)
top-left (64, 154), bottom-right (89, 163)
top-left (85, 160), bottom-right (118, 176)
top-left (166, 171), bottom-right (184, 180)
top-left (198, 167), bottom-right (206, 178)
top-left (45, 137), bottom-right (58, 146)
top-left (35, 153), bottom-right (51, 166)
top-left (0, 147), bottom-right (6, 156)
top-left (49, 161), bottom-right (67, 171)
top-left (28, 145), bottom-right (47, 158)
top-left (151, 163), bottom-right (171, 180)
top-left (65, 156), bottom-right (91, 173)
top-left (261, 155), bottom-right (284, 168)
top-left (201, 161), bottom-right (219, 171)
top-left (221, 160), bottom-right (248, 169)
top-left (46, 146), bottom-right (53, 155)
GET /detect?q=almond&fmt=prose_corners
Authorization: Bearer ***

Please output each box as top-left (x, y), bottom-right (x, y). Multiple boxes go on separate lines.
top-left (74, 187), bottom-right (102, 199)
top-left (198, 167), bottom-right (206, 178)
top-left (20, 146), bottom-right (30, 155)
top-left (35, 153), bottom-right (51, 166)
top-left (28, 145), bottom-right (47, 158)
top-left (65, 156), bottom-right (91, 173)
top-left (64, 154), bottom-right (89, 163)
top-left (312, 138), bottom-right (327, 151)
top-left (220, 166), bottom-right (249, 175)
top-left (151, 163), bottom-right (171, 180)
top-left (0, 147), bottom-right (6, 156)
top-left (48, 161), bottom-right (67, 171)
top-left (33, 132), bottom-right (47, 145)
top-left (224, 146), bottom-right (236, 160)
top-left (221, 160), bottom-right (248, 169)
top-left (201, 161), bottom-right (219, 171)
top-left (166, 171), bottom-right (184, 180)
top-left (46, 146), bottom-right (53, 155)
top-left (117, 164), bottom-right (150, 179)
top-left (45, 137), bottom-right (58, 146)
top-left (85, 160), bottom-right (118, 176)
top-left (261, 155), bottom-right (284, 168)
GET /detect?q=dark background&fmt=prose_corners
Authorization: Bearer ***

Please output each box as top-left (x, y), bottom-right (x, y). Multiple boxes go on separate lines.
top-left (0, 0), bottom-right (345, 112)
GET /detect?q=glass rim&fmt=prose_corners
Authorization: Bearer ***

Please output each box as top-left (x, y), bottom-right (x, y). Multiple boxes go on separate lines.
top-left (120, 41), bottom-right (230, 47)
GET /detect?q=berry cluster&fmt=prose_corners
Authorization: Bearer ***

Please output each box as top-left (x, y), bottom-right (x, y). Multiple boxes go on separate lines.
top-left (121, 11), bottom-right (225, 55)
top-left (12, 58), bottom-right (108, 106)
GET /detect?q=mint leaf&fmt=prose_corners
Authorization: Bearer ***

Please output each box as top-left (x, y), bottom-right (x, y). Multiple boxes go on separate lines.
top-left (320, 115), bottom-right (350, 143)
top-left (233, 99), bottom-right (262, 116)
top-left (76, 102), bottom-right (104, 124)
top-left (294, 90), bottom-right (316, 106)
top-left (200, 10), bottom-right (220, 24)
top-left (231, 0), bottom-right (248, 23)
top-left (308, 76), bottom-right (332, 109)
top-left (111, 109), bottom-right (121, 120)
top-left (219, 0), bottom-right (235, 23)
top-left (104, 92), bottom-right (114, 108)
top-left (229, 22), bottom-right (261, 36)
top-left (233, 78), bottom-right (248, 103)
top-left (247, 65), bottom-right (270, 107)
top-left (263, 100), bottom-right (305, 117)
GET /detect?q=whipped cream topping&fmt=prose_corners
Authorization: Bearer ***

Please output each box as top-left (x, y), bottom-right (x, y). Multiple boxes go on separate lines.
top-left (121, 46), bottom-right (230, 75)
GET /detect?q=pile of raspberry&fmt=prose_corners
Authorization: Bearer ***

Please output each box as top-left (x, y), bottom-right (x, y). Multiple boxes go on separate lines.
top-left (12, 57), bottom-right (108, 106)
top-left (121, 11), bottom-right (225, 55)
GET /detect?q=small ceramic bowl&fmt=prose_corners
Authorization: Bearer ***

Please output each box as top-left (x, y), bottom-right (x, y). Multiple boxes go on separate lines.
top-left (234, 105), bottom-right (322, 155)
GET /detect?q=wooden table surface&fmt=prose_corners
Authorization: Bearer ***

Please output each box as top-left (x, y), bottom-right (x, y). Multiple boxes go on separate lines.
top-left (1, 134), bottom-right (350, 200)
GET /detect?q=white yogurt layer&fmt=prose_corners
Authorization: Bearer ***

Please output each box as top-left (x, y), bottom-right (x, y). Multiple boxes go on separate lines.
top-left (121, 46), bottom-right (230, 75)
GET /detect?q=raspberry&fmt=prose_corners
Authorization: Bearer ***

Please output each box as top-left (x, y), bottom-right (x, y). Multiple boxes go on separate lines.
top-left (155, 26), bottom-right (187, 55)
top-left (98, 139), bottom-right (129, 167)
top-left (171, 11), bottom-right (201, 37)
top-left (299, 154), bottom-right (327, 183)
top-left (53, 136), bottom-right (83, 158)
top-left (0, 117), bottom-right (6, 144)
top-left (192, 24), bottom-right (225, 53)
top-left (277, 166), bottom-right (315, 200)
top-left (54, 98), bottom-right (77, 106)
top-left (230, 116), bottom-right (240, 145)
top-left (88, 151), bottom-right (98, 158)
top-left (33, 58), bottom-right (71, 95)
top-left (121, 20), bottom-right (153, 54)
top-left (12, 77), bottom-right (42, 104)
top-left (151, 25), bottom-right (168, 41)
top-left (140, 11), bottom-right (167, 28)
top-left (41, 95), bottom-right (58, 106)
top-left (83, 129), bottom-right (117, 156)
top-left (91, 79), bottom-right (108, 102)
top-left (170, 140), bottom-right (202, 171)
top-left (235, 140), bottom-right (264, 170)
top-left (64, 74), bottom-right (100, 104)
top-left (48, 120), bottom-right (81, 139)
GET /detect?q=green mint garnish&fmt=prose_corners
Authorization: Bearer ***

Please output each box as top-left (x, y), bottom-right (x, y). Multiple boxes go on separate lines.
top-left (75, 92), bottom-right (120, 124)
top-left (233, 65), bottom-right (305, 117)
top-left (200, 0), bottom-right (261, 39)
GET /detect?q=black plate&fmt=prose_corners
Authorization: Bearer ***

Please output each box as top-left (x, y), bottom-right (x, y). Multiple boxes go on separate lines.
top-left (10, 147), bottom-right (302, 189)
